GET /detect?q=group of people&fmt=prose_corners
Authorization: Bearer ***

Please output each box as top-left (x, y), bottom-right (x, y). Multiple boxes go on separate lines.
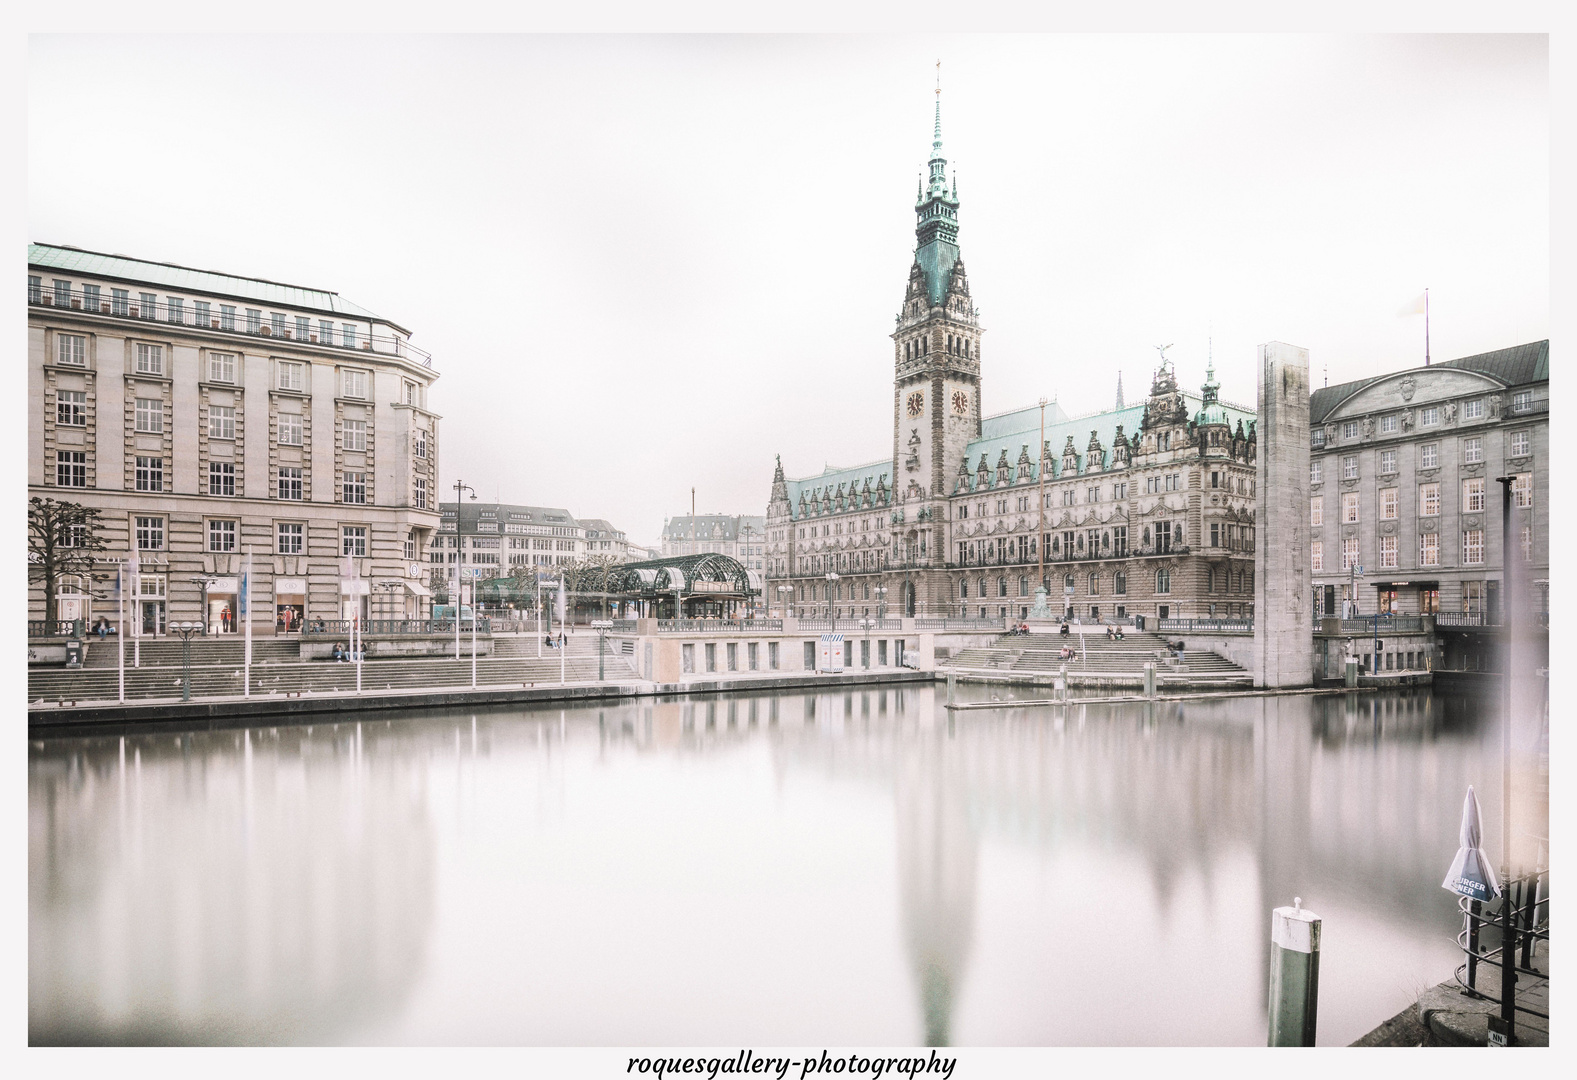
top-left (329, 642), bottom-right (364, 663)
top-left (543, 632), bottom-right (568, 650)
top-left (1104, 625), bottom-right (1126, 641)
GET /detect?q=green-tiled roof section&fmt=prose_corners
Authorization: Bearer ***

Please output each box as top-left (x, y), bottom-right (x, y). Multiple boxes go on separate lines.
top-left (662, 515), bottom-right (766, 541)
top-left (978, 399), bottom-right (1071, 440)
top-left (1310, 340), bottom-right (1549, 424)
top-left (784, 459), bottom-right (892, 517)
top-left (441, 502), bottom-right (578, 531)
top-left (28, 243), bottom-right (402, 331)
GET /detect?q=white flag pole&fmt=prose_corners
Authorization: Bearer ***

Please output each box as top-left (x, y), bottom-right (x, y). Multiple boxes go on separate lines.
top-left (243, 546), bottom-right (253, 698)
top-left (117, 560), bottom-right (125, 703)
top-left (470, 576), bottom-right (477, 688)
top-left (130, 547), bottom-right (141, 668)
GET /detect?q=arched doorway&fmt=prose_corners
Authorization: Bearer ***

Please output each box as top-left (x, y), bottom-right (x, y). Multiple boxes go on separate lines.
top-left (903, 581), bottom-right (916, 617)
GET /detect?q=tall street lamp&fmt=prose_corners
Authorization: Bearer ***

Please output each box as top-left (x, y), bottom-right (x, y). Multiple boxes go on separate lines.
top-left (777, 584), bottom-right (792, 619)
top-left (825, 571), bottom-right (840, 631)
top-left (874, 584), bottom-right (888, 623)
top-left (172, 620), bottom-right (203, 701)
top-left (1038, 397), bottom-right (1048, 596)
top-left (451, 480), bottom-right (476, 660)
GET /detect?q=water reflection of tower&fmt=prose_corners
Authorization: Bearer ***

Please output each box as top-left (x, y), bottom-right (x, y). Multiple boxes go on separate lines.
top-left (893, 707), bottom-right (978, 1047)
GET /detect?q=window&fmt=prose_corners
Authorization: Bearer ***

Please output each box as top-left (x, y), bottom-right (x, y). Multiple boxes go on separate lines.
top-left (277, 467), bottom-right (303, 500)
top-left (1211, 523), bottom-right (1221, 547)
top-left (28, 275), bottom-right (41, 303)
top-left (56, 390), bottom-right (86, 427)
top-left (167, 297), bottom-right (184, 324)
top-left (246, 308), bottom-right (262, 333)
top-left (1342, 421), bottom-right (1359, 440)
top-left (1464, 398), bottom-right (1483, 420)
top-left (343, 471), bottom-right (367, 504)
top-left (1420, 483), bottom-right (1440, 517)
top-left (1379, 535), bottom-right (1397, 569)
top-left (194, 301), bottom-right (210, 327)
top-left (134, 397), bottom-right (162, 433)
top-left (208, 405), bottom-right (236, 439)
top-left (1381, 414), bottom-right (1398, 434)
top-left (277, 413), bottom-right (304, 445)
top-left (1311, 540), bottom-right (1324, 572)
top-left (403, 380), bottom-right (417, 405)
top-left (404, 533), bottom-right (418, 560)
top-left (1379, 488), bottom-right (1397, 521)
top-left (1310, 497), bottom-right (1322, 526)
top-left (1088, 573), bottom-right (1098, 595)
top-left (1463, 478), bottom-right (1484, 513)
top-left (1462, 530), bottom-right (1484, 566)
top-left (1421, 406), bottom-right (1438, 426)
top-left (415, 429), bottom-right (428, 459)
top-left (341, 323), bottom-right (357, 348)
top-left (277, 522), bottom-right (304, 554)
top-left (343, 369), bottom-right (368, 399)
top-left (1420, 443), bottom-right (1438, 469)
top-left (1341, 536), bottom-right (1359, 571)
top-left (278, 361), bottom-right (305, 391)
top-left (111, 288), bottom-right (129, 315)
top-left (1521, 525), bottom-right (1534, 563)
top-left (1510, 430), bottom-right (1530, 457)
top-left (208, 352), bottom-right (236, 383)
top-left (1462, 581), bottom-right (1484, 614)
top-left (414, 477), bottom-right (428, 509)
top-left (1342, 492), bottom-right (1360, 523)
top-left (997, 577), bottom-right (1007, 597)
top-left (134, 456), bottom-right (163, 492)
top-left (1310, 459), bottom-right (1322, 484)
top-left (343, 419), bottom-right (367, 451)
top-left (1420, 532), bottom-right (1439, 567)
top-left (135, 343), bottom-right (164, 375)
top-left (55, 450), bottom-right (86, 487)
top-left (1463, 437), bottom-right (1482, 464)
top-left (208, 520), bottom-right (237, 552)
top-left (1513, 391), bottom-right (1532, 413)
top-left (342, 526), bottom-right (367, 557)
top-left (52, 279), bottom-right (72, 306)
top-left (769, 641), bottom-right (780, 670)
top-left (296, 316), bottom-right (311, 342)
top-left (1380, 449), bottom-right (1397, 474)
top-left (56, 334), bottom-right (86, 366)
top-left (1512, 473), bottom-right (1531, 508)
top-left (1155, 569), bottom-right (1171, 594)
top-left (138, 292), bottom-right (157, 319)
top-left (1342, 455), bottom-right (1358, 480)
top-left (208, 461), bottom-right (235, 496)
top-left (220, 304), bottom-right (236, 331)
top-left (135, 516), bottom-right (164, 550)
top-left (1114, 571), bottom-right (1126, 595)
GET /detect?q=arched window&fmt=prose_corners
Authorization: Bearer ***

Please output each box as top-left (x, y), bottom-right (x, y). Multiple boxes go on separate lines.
top-left (1064, 573), bottom-right (1075, 590)
top-left (1142, 526), bottom-right (1151, 547)
top-left (1156, 569), bottom-right (1171, 594)
top-left (1018, 575), bottom-right (1028, 596)
top-left (1114, 571), bottom-right (1127, 595)
top-left (1088, 572), bottom-right (1099, 595)
top-left (960, 579), bottom-right (969, 598)
top-left (997, 576), bottom-right (1007, 597)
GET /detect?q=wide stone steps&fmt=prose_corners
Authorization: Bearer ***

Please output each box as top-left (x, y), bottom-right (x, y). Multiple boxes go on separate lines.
top-left (78, 638), bottom-right (301, 668)
top-left (944, 630), bottom-right (1251, 681)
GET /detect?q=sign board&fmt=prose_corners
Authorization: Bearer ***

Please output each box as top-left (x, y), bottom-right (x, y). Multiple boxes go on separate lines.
top-left (275, 578), bottom-right (307, 596)
top-left (692, 581), bottom-right (733, 593)
top-left (461, 568), bottom-right (484, 578)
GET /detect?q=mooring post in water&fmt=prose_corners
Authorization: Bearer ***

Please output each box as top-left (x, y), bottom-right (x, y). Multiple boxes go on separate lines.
top-left (1345, 654), bottom-right (1358, 688)
top-left (1057, 664), bottom-right (1068, 701)
top-left (946, 671), bottom-right (955, 708)
top-left (1268, 897), bottom-right (1321, 1046)
top-left (1143, 661), bottom-right (1155, 699)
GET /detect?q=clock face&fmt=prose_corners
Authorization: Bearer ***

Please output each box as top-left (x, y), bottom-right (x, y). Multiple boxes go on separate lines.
top-left (952, 390), bottom-right (969, 416)
top-left (906, 391), bottom-right (925, 417)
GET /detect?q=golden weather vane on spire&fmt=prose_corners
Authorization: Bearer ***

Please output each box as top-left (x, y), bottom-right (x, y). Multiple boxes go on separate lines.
top-left (936, 59), bottom-right (941, 96)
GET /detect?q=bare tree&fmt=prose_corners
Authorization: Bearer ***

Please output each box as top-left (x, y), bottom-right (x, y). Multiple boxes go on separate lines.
top-left (28, 497), bottom-right (109, 625)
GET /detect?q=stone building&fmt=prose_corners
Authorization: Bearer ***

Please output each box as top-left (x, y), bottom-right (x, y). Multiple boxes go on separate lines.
top-left (578, 518), bottom-right (633, 561)
top-left (764, 97), bottom-right (1259, 623)
top-left (28, 244), bottom-right (440, 634)
top-left (434, 501), bottom-right (584, 581)
top-left (660, 515), bottom-right (768, 572)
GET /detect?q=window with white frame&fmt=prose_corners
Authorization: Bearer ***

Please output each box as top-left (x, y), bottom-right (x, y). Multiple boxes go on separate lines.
top-left (167, 297), bottom-right (185, 324)
top-left (53, 279), bottom-right (72, 306)
top-left (342, 526), bottom-right (367, 557)
top-left (135, 343), bottom-right (163, 375)
top-left (1462, 530), bottom-right (1484, 565)
top-left (1512, 391), bottom-right (1532, 413)
top-left (1155, 568), bottom-right (1170, 594)
top-left (1114, 571), bottom-right (1126, 594)
top-left (415, 429), bottom-right (427, 459)
top-left (1420, 482), bottom-right (1440, 517)
top-left (1310, 497), bottom-right (1323, 526)
top-left (208, 405), bottom-right (235, 440)
top-left (134, 456), bottom-right (163, 492)
top-left (134, 397), bottom-right (162, 433)
top-left (81, 284), bottom-right (100, 311)
top-left (403, 380), bottom-right (416, 405)
top-left (1510, 430), bottom-right (1530, 457)
top-left (1342, 492), bottom-right (1360, 523)
top-left (246, 308), bottom-right (262, 333)
top-left (135, 516), bottom-right (164, 550)
top-left (138, 292), bottom-right (157, 318)
top-left (56, 390), bottom-right (86, 426)
top-left (342, 471), bottom-right (367, 504)
top-left (277, 522), bottom-right (304, 554)
top-left (1521, 525), bottom-right (1533, 563)
top-left (1342, 421), bottom-right (1359, 440)
top-left (1381, 414), bottom-right (1398, 434)
top-left (1463, 437), bottom-right (1483, 464)
top-left (341, 323), bottom-right (357, 348)
top-left (404, 533), bottom-right (417, 560)
top-left (1420, 532), bottom-right (1439, 566)
top-left (207, 519), bottom-right (237, 552)
top-left (1379, 535), bottom-right (1397, 569)
top-left (1310, 459), bottom-right (1322, 484)
top-left (110, 289), bottom-right (129, 315)
top-left (296, 316), bottom-right (311, 342)
top-left (277, 466), bottom-right (303, 500)
top-left (1380, 488), bottom-right (1398, 521)
top-left (1512, 473), bottom-right (1532, 508)
top-left (1463, 398), bottom-right (1483, 420)
top-left (208, 352), bottom-right (236, 383)
top-left (220, 304), bottom-right (236, 330)
top-left (319, 319), bottom-right (334, 343)
top-left (277, 361), bottom-right (305, 391)
top-left (56, 334), bottom-right (86, 366)
top-left (1421, 406), bottom-right (1439, 426)
top-left (342, 419), bottom-right (367, 451)
top-left (208, 461), bottom-right (235, 496)
top-left (1311, 540), bottom-right (1324, 572)
top-left (414, 477), bottom-right (428, 509)
top-left (277, 413), bottom-right (304, 445)
top-left (28, 275), bottom-right (41, 303)
top-left (1342, 455), bottom-right (1358, 480)
top-left (1380, 449), bottom-right (1397, 474)
top-left (55, 450), bottom-right (86, 487)
top-left (1463, 478), bottom-right (1485, 512)
top-left (343, 369), bottom-right (368, 399)
top-left (1341, 536), bottom-right (1359, 571)
top-left (194, 301), bottom-right (209, 326)
top-left (1420, 443), bottom-right (1438, 469)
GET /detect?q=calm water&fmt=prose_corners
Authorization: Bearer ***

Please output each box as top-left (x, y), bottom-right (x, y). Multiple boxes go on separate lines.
top-left (30, 686), bottom-right (1503, 1045)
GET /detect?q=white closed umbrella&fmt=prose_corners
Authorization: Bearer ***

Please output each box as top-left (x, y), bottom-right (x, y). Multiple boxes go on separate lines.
top-left (1442, 785), bottom-right (1500, 901)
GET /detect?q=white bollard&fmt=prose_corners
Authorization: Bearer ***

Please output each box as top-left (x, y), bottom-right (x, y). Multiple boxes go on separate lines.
top-left (1268, 897), bottom-right (1321, 1046)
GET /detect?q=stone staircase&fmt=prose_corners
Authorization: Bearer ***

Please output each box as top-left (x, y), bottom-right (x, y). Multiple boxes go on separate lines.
top-left (29, 633), bottom-right (639, 706)
top-left (944, 630), bottom-right (1252, 686)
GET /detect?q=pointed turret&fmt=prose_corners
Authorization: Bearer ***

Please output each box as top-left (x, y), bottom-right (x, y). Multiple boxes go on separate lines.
top-left (1115, 371), bottom-right (1126, 411)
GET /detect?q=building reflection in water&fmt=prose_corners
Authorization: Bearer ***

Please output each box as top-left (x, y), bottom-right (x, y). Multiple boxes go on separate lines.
top-left (29, 685), bottom-right (1509, 1045)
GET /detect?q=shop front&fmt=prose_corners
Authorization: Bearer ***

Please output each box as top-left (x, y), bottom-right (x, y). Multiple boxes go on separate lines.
top-left (275, 577), bottom-right (307, 635)
top-left (203, 576), bottom-right (240, 633)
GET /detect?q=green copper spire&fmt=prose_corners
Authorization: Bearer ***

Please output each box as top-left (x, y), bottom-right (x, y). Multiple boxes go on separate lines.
top-left (914, 70), bottom-right (960, 307)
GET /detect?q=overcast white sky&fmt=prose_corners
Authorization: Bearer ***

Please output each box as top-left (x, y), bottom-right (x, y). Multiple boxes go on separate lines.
top-left (28, 34), bottom-right (1548, 547)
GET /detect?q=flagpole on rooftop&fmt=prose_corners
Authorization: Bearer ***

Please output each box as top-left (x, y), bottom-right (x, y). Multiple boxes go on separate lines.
top-left (1425, 288), bottom-right (1430, 366)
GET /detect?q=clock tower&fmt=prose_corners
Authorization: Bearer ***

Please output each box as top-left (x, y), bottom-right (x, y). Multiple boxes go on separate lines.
top-left (892, 86), bottom-right (983, 510)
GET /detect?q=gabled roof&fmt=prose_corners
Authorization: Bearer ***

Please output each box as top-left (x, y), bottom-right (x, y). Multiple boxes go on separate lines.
top-left (784, 460), bottom-right (891, 519)
top-left (662, 514), bottom-right (766, 541)
top-left (28, 243), bottom-right (404, 332)
top-left (442, 501), bottom-right (578, 530)
top-left (1310, 340), bottom-right (1548, 425)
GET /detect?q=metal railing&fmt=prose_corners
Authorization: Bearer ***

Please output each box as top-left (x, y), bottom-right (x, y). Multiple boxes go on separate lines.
top-left (301, 618), bottom-right (490, 635)
top-left (915, 617), bottom-right (1007, 631)
top-left (1156, 617), bottom-right (1254, 633)
top-left (28, 619), bottom-right (85, 639)
top-left (611, 619), bottom-right (638, 632)
top-left (29, 288), bottom-right (435, 368)
top-left (655, 619), bottom-right (784, 633)
top-left (1333, 615), bottom-right (1430, 634)
top-left (1454, 867), bottom-right (1548, 1019)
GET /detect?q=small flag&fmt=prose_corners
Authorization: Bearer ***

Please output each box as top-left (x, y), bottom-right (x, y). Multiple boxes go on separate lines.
top-left (1398, 292), bottom-right (1428, 317)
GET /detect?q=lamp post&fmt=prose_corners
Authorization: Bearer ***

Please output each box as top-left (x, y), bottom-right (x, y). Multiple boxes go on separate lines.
top-left (1038, 398), bottom-right (1048, 597)
top-left (1494, 473), bottom-right (1516, 1041)
top-left (172, 620), bottom-right (203, 701)
top-left (190, 575), bottom-right (220, 635)
top-left (592, 619), bottom-right (612, 681)
top-left (858, 617), bottom-right (875, 670)
top-left (777, 584), bottom-right (792, 619)
top-left (825, 571), bottom-right (840, 631)
top-left (875, 584), bottom-right (888, 623)
top-left (450, 480), bottom-right (477, 660)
